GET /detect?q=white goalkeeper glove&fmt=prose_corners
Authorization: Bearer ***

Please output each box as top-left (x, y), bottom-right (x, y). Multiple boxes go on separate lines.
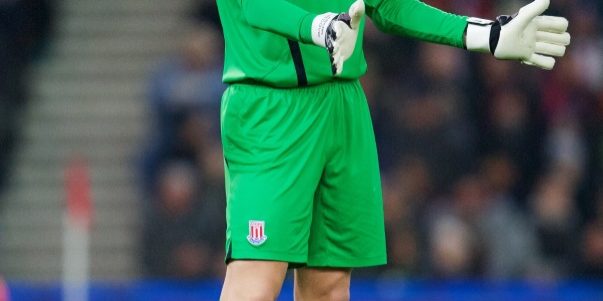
top-left (465, 0), bottom-right (570, 70)
top-left (311, 0), bottom-right (365, 75)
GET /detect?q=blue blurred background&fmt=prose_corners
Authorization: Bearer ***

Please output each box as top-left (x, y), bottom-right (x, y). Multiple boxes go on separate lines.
top-left (0, 0), bottom-right (602, 300)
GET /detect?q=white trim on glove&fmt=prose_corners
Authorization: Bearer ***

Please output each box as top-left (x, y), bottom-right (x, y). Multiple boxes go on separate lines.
top-left (466, 18), bottom-right (493, 53)
top-left (311, 13), bottom-right (338, 47)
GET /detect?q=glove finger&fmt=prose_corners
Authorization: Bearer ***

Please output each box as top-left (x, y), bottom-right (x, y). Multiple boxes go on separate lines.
top-left (334, 54), bottom-right (344, 75)
top-left (332, 41), bottom-right (340, 56)
top-left (348, 0), bottom-right (365, 29)
top-left (534, 42), bottom-right (566, 57)
top-left (536, 31), bottom-right (571, 45)
top-left (523, 53), bottom-right (556, 70)
top-left (336, 59), bottom-right (344, 75)
top-left (535, 16), bottom-right (569, 33)
top-left (514, 0), bottom-right (550, 28)
top-left (331, 52), bottom-right (342, 71)
top-left (333, 22), bottom-right (344, 39)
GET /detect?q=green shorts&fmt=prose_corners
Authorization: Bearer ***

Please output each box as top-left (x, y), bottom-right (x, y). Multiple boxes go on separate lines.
top-left (220, 80), bottom-right (386, 268)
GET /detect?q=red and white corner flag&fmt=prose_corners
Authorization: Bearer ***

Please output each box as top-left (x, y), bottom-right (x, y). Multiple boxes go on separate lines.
top-left (62, 155), bottom-right (93, 301)
top-left (0, 277), bottom-right (10, 301)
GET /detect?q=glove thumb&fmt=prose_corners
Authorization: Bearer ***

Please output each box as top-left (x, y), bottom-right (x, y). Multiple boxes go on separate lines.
top-left (515, 0), bottom-right (550, 28)
top-left (348, 0), bottom-right (365, 29)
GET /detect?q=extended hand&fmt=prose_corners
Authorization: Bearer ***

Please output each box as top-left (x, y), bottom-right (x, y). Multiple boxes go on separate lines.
top-left (466, 0), bottom-right (571, 70)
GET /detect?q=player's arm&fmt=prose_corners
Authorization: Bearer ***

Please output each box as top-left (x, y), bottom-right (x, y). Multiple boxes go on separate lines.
top-left (365, 0), bottom-right (571, 70)
top-left (239, 0), bottom-right (316, 42)
top-left (365, 0), bottom-right (467, 48)
top-left (240, 0), bottom-right (365, 75)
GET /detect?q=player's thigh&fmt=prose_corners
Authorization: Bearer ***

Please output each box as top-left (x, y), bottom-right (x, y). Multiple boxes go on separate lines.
top-left (308, 81), bottom-right (387, 267)
top-left (221, 260), bottom-right (288, 301)
top-left (294, 267), bottom-right (352, 301)
top-left (221, 84), bottom-right (332, 263)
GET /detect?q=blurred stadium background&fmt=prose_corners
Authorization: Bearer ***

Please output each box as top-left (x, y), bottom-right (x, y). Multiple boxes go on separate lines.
top-left (0, 0), bottom-right (602, 300)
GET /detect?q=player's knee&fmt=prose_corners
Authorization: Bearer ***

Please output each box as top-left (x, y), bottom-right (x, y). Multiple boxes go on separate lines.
top-left (295, 268), bottom-right (351, 301)
top-left (221, 282), bottom-right (281, 301)
top-left (221, 260), bottom-right (287, 301)
top-left (299, 288), bottom-right (350, 301)
top-left (321, 286), bottom-right (350, 301)
top-left (222, 289), bottom-right (279, 301)
top-left (297, 281), bottom-right (350, 301)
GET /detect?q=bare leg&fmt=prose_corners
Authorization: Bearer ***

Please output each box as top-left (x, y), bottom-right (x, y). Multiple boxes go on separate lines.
top-left (294, 268), bottom-right (352, 301)
top-left (220, 260), bottom-right (288, 301)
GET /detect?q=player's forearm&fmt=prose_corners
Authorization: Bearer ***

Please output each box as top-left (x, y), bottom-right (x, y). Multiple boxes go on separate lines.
top-left (366, 0), bottom-right (467, 48)
top-left (241, 0), bottom-right (316, 43)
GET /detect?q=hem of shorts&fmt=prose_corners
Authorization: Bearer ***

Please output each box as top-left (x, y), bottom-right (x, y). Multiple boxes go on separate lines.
top-left (229, 250), bottom-right (307, 265)
top-left (307, 255), bottom-right (387, 268)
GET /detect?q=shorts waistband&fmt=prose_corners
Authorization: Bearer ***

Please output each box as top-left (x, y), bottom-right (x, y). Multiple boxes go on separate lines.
top-left (229, 78), bottom-right (360, 91)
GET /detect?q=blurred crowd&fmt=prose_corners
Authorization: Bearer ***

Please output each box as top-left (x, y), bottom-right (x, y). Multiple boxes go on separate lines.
top-left (365, 0), bottom-right (603, 279)
top-left (139, 21), bottom-right (226, 278)
top-left (0, 0), bottom-right (54, 194)
top-left (399, 0), bottom-right (602, 279)
top-left (139, 0), bottom-right (603, 280)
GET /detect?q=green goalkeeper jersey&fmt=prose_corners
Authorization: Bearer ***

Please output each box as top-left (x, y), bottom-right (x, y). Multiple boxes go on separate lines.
top-left (217, 0), bottom-right (469, 87)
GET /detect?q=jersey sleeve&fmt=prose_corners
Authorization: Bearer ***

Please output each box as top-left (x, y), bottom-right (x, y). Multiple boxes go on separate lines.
top-left (240, 0), bottom-right (316, 43)
top-left (365, 0), bottom-right (468, 48)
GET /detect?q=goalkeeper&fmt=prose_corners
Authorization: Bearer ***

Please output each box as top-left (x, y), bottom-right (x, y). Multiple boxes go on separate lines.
top-left (217, 0), bottom-right (570, 300)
